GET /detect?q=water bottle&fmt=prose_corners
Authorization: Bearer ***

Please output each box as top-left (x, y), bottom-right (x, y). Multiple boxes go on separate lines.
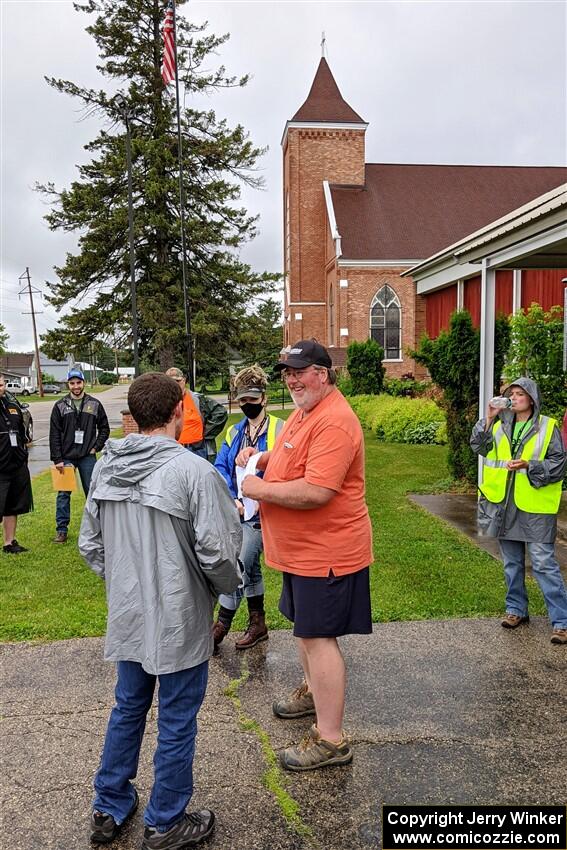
top-left (489, 395), bottom-right (513, 409)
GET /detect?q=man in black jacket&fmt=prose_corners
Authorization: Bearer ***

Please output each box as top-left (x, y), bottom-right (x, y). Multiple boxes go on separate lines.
top-left (49, 367), bottom-right (110, 543)
top-left (0, 375), bottom-right (32, 553)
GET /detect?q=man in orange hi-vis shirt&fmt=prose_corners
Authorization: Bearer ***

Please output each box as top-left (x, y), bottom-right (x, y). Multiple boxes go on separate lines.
top-left (238, 339), bottom-right (373, 773)
top-left (165, 368), bottom-right (227, 463)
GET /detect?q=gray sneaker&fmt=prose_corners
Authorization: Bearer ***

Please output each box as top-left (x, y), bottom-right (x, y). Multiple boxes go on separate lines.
top-left (272, 680), bottom-right (316, 719)
top-left (90, 788), bottom-right (138, 844)
top-left (280, 724), bottom-right (353, 772)
top-left (141, 810), bottom-right (215, 849)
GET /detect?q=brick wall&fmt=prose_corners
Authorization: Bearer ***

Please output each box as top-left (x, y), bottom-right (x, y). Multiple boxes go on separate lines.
top-left (283, 126), bottom-right (365, 346)
top-left (334, 266), bottom-right (420, 377)
top-left (121, 409), bottom-right (139, 435)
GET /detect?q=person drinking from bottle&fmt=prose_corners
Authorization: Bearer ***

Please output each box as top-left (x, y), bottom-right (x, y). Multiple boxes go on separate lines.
top-left (470, 377), bottom-right (567, 645)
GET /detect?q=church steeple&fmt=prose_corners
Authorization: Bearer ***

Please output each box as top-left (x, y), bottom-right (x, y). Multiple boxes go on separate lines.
top-left (291, 57), bottom-right (365, 124)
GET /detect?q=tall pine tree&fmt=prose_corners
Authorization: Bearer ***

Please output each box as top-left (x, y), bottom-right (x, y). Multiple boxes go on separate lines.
top-left (37, 0), bottom-right (278, 372)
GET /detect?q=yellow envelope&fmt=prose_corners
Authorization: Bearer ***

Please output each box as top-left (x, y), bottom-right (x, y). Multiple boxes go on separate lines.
top-left (50, 466), bottom-right (77, 492)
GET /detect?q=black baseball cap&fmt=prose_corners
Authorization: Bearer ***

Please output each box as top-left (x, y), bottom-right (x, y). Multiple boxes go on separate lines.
top-left (274, 340), bottom-right (332, 371)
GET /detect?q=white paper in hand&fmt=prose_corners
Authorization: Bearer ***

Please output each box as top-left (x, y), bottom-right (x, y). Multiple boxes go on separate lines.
top-left (236, 452), bottom-right (262, 521)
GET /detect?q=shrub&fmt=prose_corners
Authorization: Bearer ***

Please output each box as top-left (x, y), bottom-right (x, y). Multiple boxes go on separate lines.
top-left (504, 303), bottom-right (566, 421)
top-left (383, 377), bottom-right (429, 398)
top-left (349, 394), bottom-right (447, 445)
top-left (99, 372), bottom-right (119, 385)
top-left (337, 372), bottom-right (354, 396)
top-left (412, 310), bottom-right (511, 482)
top-left (346, 339), bottom-right (385, 395)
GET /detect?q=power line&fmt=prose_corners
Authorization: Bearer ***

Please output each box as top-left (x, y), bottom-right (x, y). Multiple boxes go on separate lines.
top-left (18, 268), bottom-right (45, 397)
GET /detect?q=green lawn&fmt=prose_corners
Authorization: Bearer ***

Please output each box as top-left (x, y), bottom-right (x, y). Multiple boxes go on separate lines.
top-left (0, 415), bottom-right (545, 642)
top-left (16, 384), bottom-right (113, 404)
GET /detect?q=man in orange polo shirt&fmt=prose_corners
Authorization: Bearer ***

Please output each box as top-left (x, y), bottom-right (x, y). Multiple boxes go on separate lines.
top-left (239, 340), bottom-right (373, 772)
top-left (165, 368), bottom-right (227, 463)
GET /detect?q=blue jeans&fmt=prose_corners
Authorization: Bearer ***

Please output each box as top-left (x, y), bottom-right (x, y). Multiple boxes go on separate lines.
top-left (499, 539), bottom-right (567, 629)
top-left (55, 453), bottom-right (97, 534)
top-left (218, 521), bottom-right (264, 611)
top-left (94, 660), bottom-right (208, 830)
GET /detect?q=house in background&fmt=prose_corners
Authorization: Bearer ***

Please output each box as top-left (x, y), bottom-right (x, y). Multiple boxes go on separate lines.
top-left (282, 58), bottom-right (567, 374)
top-left (0, 353), bottom-right (34, 389)
top-left (30, 352), bottom-right (74, 387)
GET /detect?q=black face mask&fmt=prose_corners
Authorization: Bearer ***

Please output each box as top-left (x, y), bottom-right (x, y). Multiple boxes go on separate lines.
top-left (240, 402), bottom-right (264, 419)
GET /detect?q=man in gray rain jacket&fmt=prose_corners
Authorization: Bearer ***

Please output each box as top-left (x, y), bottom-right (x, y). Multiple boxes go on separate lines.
top-left (470, 376), bottom-right (567, 645)
top-left (79, 372), bottom-right (242, 849)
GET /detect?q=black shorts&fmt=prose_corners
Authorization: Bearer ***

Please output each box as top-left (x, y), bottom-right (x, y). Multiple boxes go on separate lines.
top-left (0, 465), bottom-right (33, 521)
top-left (278, 566), bottom-right (372, 638)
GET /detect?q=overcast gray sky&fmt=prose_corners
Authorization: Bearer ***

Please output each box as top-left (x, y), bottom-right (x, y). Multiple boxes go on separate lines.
top-left (1, 0), bottom-right (566, 351)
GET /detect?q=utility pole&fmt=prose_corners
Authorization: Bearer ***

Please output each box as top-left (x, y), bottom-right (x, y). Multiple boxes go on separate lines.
top-left (19, 268), bottom-right (44, 398)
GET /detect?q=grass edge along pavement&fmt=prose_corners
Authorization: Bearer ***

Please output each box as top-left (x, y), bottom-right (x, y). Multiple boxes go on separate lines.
top-left (0, 415), bottom-right (548, 641)
top-left (223, 658), bottom-right (318, 847)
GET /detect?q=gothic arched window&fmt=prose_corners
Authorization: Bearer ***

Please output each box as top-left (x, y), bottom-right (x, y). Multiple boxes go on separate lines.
top-left (370, 285), bottom-right (401, 359)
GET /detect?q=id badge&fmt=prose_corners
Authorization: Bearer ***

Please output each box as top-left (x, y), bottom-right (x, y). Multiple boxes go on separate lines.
top-left (74, 430), bottom-right (85, 445)
top-left (9, 430), bottom-right (18, 447)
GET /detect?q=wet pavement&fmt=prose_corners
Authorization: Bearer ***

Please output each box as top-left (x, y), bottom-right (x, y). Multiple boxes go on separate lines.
top-left (2, 622), bottom-right (566, 850)
top-left (409, 493), bottom-right (567, 575)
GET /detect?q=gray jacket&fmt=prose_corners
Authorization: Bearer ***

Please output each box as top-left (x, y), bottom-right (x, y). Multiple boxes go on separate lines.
top-left (79, 434), bottom-right (242, 674)
top-left (470, 376), bottom-right (566, 543)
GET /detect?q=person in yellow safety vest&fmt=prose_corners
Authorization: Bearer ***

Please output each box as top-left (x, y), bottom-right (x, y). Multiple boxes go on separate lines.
top-left (212, 365), bottom-right (284, 652)
top-left (165, 368), bottom-right (227, 463)
top-left (470, 377), bottom-right (567, 646)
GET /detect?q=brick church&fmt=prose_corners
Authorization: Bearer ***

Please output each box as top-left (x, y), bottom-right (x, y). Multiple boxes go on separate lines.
top-left (282, 58), bottom-right (566, 375)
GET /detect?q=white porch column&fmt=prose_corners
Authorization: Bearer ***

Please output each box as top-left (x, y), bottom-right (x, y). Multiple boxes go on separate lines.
top-left (478, 258), bottom-right (496, 482)
top-left (512, 269), bottom-right (522, 313)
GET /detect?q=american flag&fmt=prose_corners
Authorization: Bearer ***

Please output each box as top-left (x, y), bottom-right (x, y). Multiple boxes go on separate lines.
top-left (161, 0), bottom-right (176, 86)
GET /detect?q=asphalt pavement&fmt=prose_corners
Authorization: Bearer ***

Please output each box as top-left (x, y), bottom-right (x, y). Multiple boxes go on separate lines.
top-left (2, 621), bottom-right (566, 850)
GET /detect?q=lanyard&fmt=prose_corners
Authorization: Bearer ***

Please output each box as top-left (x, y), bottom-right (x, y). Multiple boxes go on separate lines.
top-left (0, 398), bottom-right (18, 430)
top-left (511, 420), bottom-right (530, 455)
top-left (245, 416), bottom-right (267, 448)
top-left (65, 395), bottom-right (85, 420)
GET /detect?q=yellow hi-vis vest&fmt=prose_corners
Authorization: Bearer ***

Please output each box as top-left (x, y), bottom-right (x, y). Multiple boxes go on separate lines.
top-left (225, 415), bottom-right (281, 451)
top-left (482, 415), bottom-right (561, 514)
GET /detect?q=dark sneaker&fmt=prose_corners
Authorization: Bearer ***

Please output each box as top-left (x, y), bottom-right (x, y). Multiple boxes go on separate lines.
top-left (501, 613), bottom-right (529, 629)
top-left (280, 724), bottom-right (352, 772)
top-left (235, 612), bottom-right (268, 650)
top-left (3, 539), bottom-right (28, 554)
top-left (212, 621), bottom-right (227, 655)
top-left (551, 628), bottom-right (567, 645)
top-left (90, 789), bottom-right (138, 844)
top-left (53, 532), bottom-right (68, 544)
top-left (141, 810), bottom-right (215, 849)
top-left (273, 680), bottom-right (316, 719)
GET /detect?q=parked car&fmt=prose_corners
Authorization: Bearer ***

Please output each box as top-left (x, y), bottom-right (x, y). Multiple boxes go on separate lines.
top-left (6, 392), bottom-right (33, 443)
top-left (41, 383), bottom-right (62, 394)
top-left (5, 380), bottom-right (23, 394)
top-left (20, 386), bottom-right (38, 396)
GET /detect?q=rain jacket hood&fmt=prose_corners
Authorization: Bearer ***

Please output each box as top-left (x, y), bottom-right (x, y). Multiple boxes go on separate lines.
top-left (79, 433), bottom-right (242, 675)
top-left (498, 377), bottom-right (541, 432)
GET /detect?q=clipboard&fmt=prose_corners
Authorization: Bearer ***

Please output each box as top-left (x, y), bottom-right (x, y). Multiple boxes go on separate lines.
top-left (50, 466), bottom-right (78, 492)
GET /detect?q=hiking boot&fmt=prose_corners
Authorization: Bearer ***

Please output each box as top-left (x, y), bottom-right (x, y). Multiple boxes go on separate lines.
top-left (90, 789), bottom-right (138, 844)
top-left (501, 613), bottom-right (529, 629)
top-left (212, 621), bottom-right (227, 655)
top-left (551, 628), bottom-right (567, 645)
top-left (141, 810), bottom-right (215, 849)
top-left (272, 680), bottom-right (316, 719)
top-left (235, 611), bottom-right (268, 650)
top-left (53, 532), bottom-right (68, 544)
top-left (280, 724), bottom-right (352, 772)
top-left (3, 539), bottom-right (28, 554)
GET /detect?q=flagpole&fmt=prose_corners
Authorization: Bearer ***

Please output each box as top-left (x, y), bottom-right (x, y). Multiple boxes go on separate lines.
top-left (171, 0), bottom-right (195, 391)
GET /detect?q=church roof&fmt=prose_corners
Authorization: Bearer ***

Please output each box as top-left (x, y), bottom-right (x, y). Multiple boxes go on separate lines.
top-left (330, 164), bottom-right (567, 261)
top-left (291, 58), bottom-right (365, 124)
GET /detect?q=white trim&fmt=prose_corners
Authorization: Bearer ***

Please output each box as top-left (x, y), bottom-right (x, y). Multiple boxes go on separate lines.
top-left (338, 259), bottom-right (422, 268)
top-left (281, 120), bottom-right (368, 146)
top-left (456, 279), bottom-right (464, 310)
top-left (478, 259), bottom-right (496, 485)
top-left (294, 312), bottom-right (303, 321)
top-left (479, 222), bottom-right (567, 269)
top-left (340, 328), bottom-right (349, 336)
top-left (512, 270), bottom-right (522, 313)
top-left (323, 180), bottom-right (342, 259)
top-left (415, 262), bottom-right (486, 295)
top-left (339, 279), bottom-right (349, 288)
top-left (288, 301), bottom-right (326, 306)
top-left (384, 358), bottom-right (404, 363)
